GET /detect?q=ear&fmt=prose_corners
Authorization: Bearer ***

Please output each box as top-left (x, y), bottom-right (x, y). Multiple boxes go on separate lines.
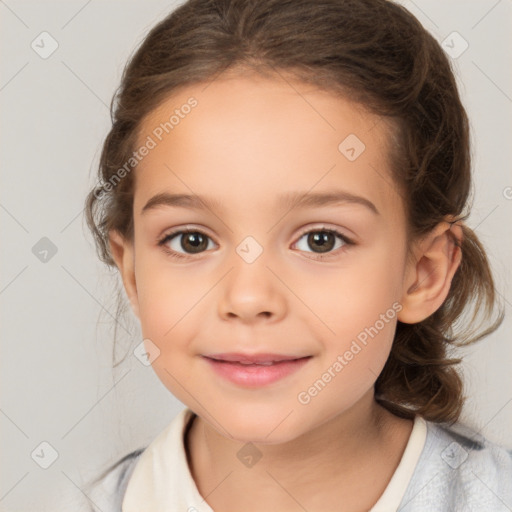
top-left (109, 230), bottom-right (140, 319)
top-left (398, 221), bottom-right (462, 324)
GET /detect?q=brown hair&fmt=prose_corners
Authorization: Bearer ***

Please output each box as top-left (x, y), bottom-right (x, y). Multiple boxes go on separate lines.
top-left (85, 0), bottom-right (503, 423)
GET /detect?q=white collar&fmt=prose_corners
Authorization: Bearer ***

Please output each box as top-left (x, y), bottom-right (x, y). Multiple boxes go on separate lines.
top-left (370, 414), bottom-right (427, 511)
top-left (122, 407), bottom-right (212, 512)
top-left (122, 408), bottom-right (426, 512)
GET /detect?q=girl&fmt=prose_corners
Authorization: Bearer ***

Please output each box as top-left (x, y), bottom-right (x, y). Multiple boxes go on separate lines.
top-left (82, 0), bottom-right (511, 510)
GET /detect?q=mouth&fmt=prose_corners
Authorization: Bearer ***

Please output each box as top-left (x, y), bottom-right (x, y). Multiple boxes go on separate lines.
top-left (202, 354), bottom-right (313, 387)
top-left (203, 353), bottom-right (311, 364)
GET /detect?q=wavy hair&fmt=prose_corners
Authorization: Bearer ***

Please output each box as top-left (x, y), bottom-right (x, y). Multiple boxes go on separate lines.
top-left (85, 0), bottom-right (503, 423)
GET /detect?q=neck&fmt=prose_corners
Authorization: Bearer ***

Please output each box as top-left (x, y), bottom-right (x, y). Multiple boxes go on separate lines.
top-left (185, 392), bottom-right (414, 512)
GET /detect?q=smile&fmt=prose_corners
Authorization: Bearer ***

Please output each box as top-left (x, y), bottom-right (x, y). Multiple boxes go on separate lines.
top-left (202, 355), bottom-right (312, 387)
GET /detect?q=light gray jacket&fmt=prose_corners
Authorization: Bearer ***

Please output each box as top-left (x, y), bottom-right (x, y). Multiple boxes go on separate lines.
top-left (81, 420), bottom-right (512, 511)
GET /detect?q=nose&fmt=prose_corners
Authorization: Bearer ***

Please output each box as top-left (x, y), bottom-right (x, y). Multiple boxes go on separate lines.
top-left (217, 251), bottom-right (287, 324)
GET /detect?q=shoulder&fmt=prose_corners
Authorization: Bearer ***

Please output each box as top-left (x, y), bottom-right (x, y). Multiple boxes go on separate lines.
top-left (399, 419), bottom-right (512, 511)
top-left (81, 448), bottom-right (146, 512)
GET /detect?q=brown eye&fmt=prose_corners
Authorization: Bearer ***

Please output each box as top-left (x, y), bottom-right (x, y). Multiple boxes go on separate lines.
top-left (180, 232), bottom-right (209, 253)
top-left (294, 228), bottom-right (351, 258)
top-left (160, 230), bottom-right (214, 256)
top-left (307, 231), bottom-right (336, 253)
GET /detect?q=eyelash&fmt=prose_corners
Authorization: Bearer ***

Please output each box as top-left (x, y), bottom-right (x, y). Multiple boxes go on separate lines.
top-left (157, 226), bottom-right (355, 261)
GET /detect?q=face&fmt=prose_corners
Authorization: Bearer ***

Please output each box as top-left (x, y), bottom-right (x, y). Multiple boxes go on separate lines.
top-left (119, 72), bottom-right (412, 443)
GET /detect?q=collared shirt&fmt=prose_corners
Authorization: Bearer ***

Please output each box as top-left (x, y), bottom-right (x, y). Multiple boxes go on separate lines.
top-left (81, 408), bottom-right (512, 511)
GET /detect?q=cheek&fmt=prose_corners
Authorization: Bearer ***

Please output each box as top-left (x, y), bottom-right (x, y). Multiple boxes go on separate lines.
top-left (134, 254), bottom-right (202, 342)
top-left (304, 248), bottom-right (404, 332)
top-left (300, 244), bottom-right (403, 387)
top-left (135, 265), bottom-right (205, 401)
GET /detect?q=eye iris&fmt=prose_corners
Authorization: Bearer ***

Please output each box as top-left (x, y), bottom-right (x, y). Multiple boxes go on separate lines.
top-left (308, 231), bottom-right (334, 253)
top-left (182, 232), bottom-right (208, 253)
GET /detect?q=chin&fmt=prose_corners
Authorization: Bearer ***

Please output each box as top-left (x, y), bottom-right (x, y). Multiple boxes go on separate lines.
top-left (212, 408), bottom-right (304, 446)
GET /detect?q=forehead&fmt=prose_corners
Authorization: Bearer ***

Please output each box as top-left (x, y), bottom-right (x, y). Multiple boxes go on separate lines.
top-left (133, 74), bottom-right (403, 220)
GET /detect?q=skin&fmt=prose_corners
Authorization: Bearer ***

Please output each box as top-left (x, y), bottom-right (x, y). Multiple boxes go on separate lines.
top-left (110, 71), bottom-right (462, 511)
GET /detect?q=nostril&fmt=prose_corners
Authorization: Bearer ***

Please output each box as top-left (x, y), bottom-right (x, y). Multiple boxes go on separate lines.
top-left (224, 310), bottom-right (272, 320)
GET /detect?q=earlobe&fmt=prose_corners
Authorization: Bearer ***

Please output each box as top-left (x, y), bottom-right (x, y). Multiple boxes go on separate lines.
top-left (109, 230), bottom-right (140, 319)
top-left (398, 221), bottom-right (462, 324)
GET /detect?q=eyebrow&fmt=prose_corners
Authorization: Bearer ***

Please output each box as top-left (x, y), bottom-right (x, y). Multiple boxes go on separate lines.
top-left (140, 190), bottom-right (379, 216)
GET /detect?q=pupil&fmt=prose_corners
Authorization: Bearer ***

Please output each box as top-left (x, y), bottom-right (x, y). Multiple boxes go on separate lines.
top-left (182, 232), bottom-right (207, 253)
top-left (308, 231), bottom-right (334, 253)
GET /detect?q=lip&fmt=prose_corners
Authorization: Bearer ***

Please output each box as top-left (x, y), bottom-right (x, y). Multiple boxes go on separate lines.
top-left (203, 352), bottom-right (307, 364)
top-left (202, 354), bottom-right (312, 387)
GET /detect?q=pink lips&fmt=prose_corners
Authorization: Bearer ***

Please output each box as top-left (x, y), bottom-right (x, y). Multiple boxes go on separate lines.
top-left (202, 353), bottom-right (312, 387)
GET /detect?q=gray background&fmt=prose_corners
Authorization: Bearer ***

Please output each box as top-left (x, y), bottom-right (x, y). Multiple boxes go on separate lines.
top-left (1, 0), bottom-right (511, 510)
